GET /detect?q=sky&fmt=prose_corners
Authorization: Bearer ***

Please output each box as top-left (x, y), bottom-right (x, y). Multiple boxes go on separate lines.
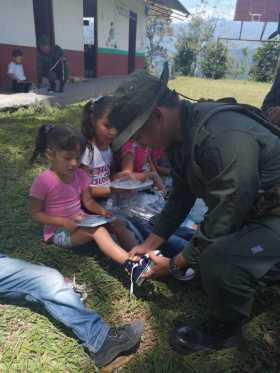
top-left (180, 0), bottom-right (237, 19)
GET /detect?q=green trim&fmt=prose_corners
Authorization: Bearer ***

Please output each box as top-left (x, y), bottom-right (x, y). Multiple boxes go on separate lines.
top-left (98, 47), bottom-right (128, 55)
top-left (97, 47), bottom-right (145, 57)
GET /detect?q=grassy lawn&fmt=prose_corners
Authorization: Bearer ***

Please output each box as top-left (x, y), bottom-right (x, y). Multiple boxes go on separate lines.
top-left (0, 77), bottom-right (279, 373)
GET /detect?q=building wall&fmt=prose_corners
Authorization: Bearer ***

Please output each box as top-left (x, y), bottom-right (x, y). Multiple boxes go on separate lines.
top-left (0, 0), bottom-right (37, 89)
top-left (96, 0), bottom-right (145, 76)
top-left (52, 0), bottom-right (84, 77)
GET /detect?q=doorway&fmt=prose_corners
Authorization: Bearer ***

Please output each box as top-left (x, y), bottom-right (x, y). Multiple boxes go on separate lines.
top-left (33, 0), bottom-right (55, 46)
top-left (128, 11), bottom-right (137, 74)
top-left (83, 0), bottom-right (97, 78)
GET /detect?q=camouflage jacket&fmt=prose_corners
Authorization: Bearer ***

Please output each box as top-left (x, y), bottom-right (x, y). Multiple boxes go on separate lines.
top-left (153, 101), bottom-right (280, 266)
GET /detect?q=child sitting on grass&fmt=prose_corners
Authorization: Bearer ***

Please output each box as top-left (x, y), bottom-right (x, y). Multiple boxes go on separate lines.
top-left (80, 96), bottom-right (139, 249)
top-left (29, 123), bottom-right (135, 270)
top-left (117, 139), bottom-right (165, 193)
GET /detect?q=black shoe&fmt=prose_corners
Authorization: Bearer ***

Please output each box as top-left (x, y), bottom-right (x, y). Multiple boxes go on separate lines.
top-left (123, 256), bottom-right (151, 286)
top-left (92, 320), bottom-right (144, 368)
top-left (170, 318), bottom-right (241, 355)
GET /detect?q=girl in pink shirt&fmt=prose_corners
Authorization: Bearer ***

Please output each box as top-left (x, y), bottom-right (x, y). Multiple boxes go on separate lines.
top-left (117, 140), bottom-right (165, 192)
top-left (29, 123), bottom-right (134, 268)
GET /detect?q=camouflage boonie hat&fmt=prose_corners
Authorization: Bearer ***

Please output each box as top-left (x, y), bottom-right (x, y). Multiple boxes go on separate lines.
top-left (109, 64), bottom-right (169, 151)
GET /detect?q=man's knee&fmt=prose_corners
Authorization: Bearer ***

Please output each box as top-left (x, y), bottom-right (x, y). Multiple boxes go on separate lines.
top-left (48, 71), bottom-right (57, 82)
top-left (32, 265), bottom-right (65, 293)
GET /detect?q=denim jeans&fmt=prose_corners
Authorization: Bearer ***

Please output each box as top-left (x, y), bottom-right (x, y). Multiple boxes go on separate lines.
top-left (0, 253), bottom-right (109, 353)
top-left (127, 216), bottom-right (191, 258)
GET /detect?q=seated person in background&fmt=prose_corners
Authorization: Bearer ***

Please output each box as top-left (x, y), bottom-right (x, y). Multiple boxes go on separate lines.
top-left (0, 253), bottom-right (143, 368)
top-left (117, 139), bottom-right (165, 193)
top-left (37, 35), bottom-right (69, 93)
top-left (7, 49), bottom-right (32, 93)
top-left (262, 67), bottom-right (280, 126)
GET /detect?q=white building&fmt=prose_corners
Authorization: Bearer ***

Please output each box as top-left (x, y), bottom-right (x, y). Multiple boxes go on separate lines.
top-left (0, 0), bottom-right (188, 89)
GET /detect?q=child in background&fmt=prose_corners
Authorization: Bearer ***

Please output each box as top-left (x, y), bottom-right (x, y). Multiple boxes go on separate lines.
top-left (80, 97), bottom-right (139, 249)
top-left (29, 123), bottom-right (135, 271)
top-left (7, 49), bottom-right (32, 93)
top-left (117, 139), bottom-right (165, 192)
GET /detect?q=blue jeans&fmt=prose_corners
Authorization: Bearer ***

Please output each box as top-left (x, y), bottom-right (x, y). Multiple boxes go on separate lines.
top-left (127, 217), bottom-right (191, 258)
top-left (0, 253), bottom-right (109, 353)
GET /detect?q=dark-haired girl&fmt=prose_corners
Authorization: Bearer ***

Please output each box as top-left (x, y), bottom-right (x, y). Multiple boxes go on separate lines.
top-left (29, 123), bottom-right (133, 266)
top-left (80, 96), bottom-right (139, 249)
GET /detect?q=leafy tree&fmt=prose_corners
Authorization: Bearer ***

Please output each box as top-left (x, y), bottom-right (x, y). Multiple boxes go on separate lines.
top-left (249, 42), bottom-right (279, 82)
top-left (145, 7), bottom-right (173, 72)
top-left (174, 39), bottom-right (194, 75)
top-left (173, 3), bottom-right (217, 76)
top-left (201, 41), bottom-right (229, 79)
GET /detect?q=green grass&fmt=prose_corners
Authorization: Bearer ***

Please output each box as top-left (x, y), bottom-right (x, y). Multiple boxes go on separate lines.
top-left (0, 77), bottom-right (279, 373)
top-left (169, 76), bottom-right (271, 108)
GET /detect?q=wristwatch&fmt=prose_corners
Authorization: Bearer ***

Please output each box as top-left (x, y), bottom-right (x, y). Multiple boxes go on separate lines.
top-left (169, 256), bottom-right (186, 280)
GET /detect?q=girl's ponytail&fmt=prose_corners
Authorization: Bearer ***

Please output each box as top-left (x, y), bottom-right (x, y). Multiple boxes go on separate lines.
top-left (30, 123), bottom-right (55, 163)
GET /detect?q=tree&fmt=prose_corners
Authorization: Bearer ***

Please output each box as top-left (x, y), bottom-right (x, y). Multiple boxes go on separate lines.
top-left (174, 39), bottom-right (194, 75)
top-left (173, 3), bottom-right (217, 76)
top-left (249, 42), bottom-right (279, 82)
top-left (145, 7), bottom-right (173, 72)
top-left (201, 41), bottom-right (229, 79)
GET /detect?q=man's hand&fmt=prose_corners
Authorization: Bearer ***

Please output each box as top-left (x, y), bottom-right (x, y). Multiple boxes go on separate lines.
top-left (268, 106), bottom-right (280, 125)
top-left (141, 251), bottom-right (170, 279)
top-left (129, 233), bottom-right (165, 260)
top-left (129, 243), bottom-right (152, 260)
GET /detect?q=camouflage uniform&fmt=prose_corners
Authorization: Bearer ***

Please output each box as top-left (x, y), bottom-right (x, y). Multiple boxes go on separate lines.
top-left (109, 70), bottom-right (280, 324)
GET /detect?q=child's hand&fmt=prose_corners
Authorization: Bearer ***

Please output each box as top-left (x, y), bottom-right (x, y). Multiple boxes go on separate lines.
top-left (101, 209), bottom-right (113, 218)
top-left (62, 218), bottom-right (78, 233)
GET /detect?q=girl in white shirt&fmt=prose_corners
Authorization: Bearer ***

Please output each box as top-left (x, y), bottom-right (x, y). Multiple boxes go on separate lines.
top-left (81, 96), bottom-right (138, 249)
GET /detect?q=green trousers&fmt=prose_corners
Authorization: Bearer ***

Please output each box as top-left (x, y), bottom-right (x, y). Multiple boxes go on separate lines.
top-left (200, 216), bottom-right (280, 323)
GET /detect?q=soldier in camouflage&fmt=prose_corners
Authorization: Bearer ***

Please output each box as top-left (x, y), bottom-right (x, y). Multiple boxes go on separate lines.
top-left (108, 68), bottom-right (280, 355)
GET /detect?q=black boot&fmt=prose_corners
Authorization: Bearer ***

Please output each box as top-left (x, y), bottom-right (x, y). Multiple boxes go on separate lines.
top-left (92, 320), bottom-right (144, 368)
top-left (170, 317), bottom-right (242, 355)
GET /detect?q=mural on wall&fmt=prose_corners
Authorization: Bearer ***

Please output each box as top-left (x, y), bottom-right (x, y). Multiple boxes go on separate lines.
top-left (106, 21), bottom-right (117, 48)
top-left (100, 0), bottom-right (145, 53)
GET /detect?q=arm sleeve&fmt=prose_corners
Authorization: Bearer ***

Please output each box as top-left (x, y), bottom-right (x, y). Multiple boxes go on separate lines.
top-left (181, 130), bottom-right (260, 266)
top-left (30, 175), bottom-right (48, 200)
top-left (121, 141), bottom-right (135, 159)
top-left (262, 69), bottom-right (280, 112)
top-left (80, 147), bottom-right (92, 168)
top-left (152, 172), bottom-right (196, 239)
top-left (78, 169), bottom-right (91, 192)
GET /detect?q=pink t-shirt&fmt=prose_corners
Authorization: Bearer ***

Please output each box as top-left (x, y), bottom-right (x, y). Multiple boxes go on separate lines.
top-left (151, 147), bottom-right (163, 163)
top-left (121, 140), bottom-right (151, 173)
top-left (30, 168), bottom-right (90, 242)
